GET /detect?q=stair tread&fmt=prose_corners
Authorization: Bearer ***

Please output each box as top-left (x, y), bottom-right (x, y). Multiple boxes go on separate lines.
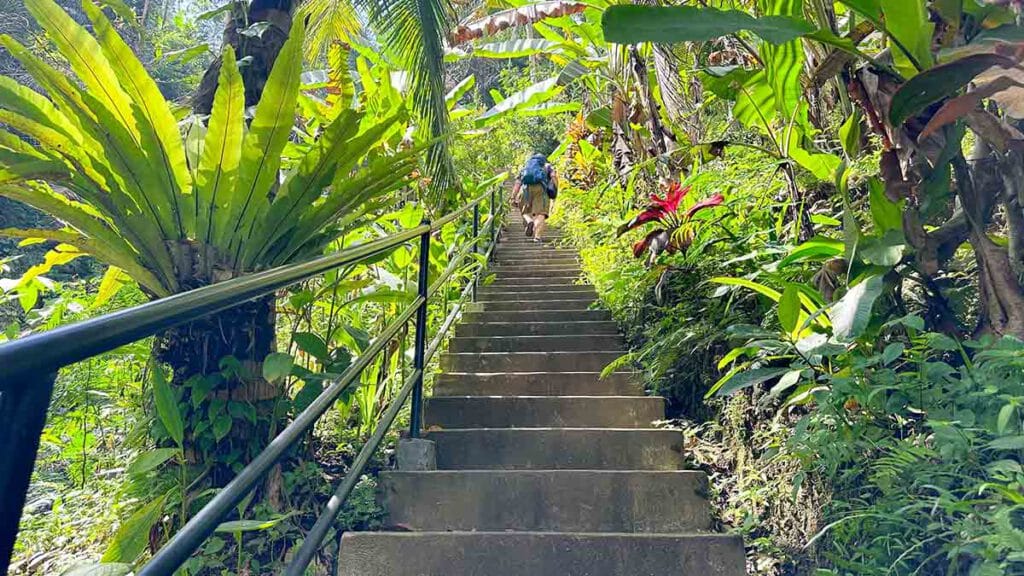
top-left (337, 229), bottom-right (742, 574)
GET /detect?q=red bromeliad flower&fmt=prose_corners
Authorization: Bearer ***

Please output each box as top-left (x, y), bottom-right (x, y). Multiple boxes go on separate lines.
top-left (616, 182), bottom-right (724, 264)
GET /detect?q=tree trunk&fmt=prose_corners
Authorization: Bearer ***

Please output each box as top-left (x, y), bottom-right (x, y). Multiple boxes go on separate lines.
top-left (955, 153), bottom-right (1024, 338)
top-left (153, 0), bottom-right (299, 492)
top-left (193, 0), bottom-right (297, 114)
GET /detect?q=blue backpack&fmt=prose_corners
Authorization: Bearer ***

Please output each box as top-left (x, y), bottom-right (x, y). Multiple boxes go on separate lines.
top-left (521, 155), bottom-right (549, 185)
top-left (521, 155), bottom-right (557, 199)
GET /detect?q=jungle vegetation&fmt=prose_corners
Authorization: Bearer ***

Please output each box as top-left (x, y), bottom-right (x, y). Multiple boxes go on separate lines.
top-left (3, 0), bottom-right (1024, 574)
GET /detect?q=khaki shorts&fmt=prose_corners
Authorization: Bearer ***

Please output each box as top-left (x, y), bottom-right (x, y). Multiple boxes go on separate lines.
top-left (521, 183), bottom-right (552, 217)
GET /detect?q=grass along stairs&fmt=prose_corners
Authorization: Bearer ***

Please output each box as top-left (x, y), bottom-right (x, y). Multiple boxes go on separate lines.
top-left (338, 228), bottom-right (745, 575)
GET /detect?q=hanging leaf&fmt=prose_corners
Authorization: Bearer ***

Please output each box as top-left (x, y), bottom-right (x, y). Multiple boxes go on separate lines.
top-left (998, 404), bottom-right (1016, 434)
top-left (473, 39), bottom-right (562, 59)
top-left (868, 177), bottom-right (903, 232)
top-left (127, 447), bottom-right (179, 476)
top-left (476, 78), bottom-right (563, 126)
top-left (262, 353), bottom-right (294, 383)
top-left (445, 74), bottom-right (475, 109)
top-left (839, 110), bottom-right (862, 157)
top-left (889, 53), bottom-right (1018, 125)
top-left (708, 367), bottom-right (793, 397)
top-left (150, 361), bottom-right (184, 448)
top-left (881, 0), bottom-right (933, 77)
top-left (778, 285), bottom-right (801, 335)
top-left (100, 493), bottom-right (168, 563)
top-left (91, 266), bottom-right (129, 309)
top-left (831, 274), bottom-right (885, 340)
top-left (215, 512), bottom-right (296, 533)
top-left (293, 332), bottom-right (330, 362)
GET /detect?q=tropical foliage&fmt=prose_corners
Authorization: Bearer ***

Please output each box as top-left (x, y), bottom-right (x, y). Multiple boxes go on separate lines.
top-left (6, 0), bottom-right (1024, 574)
top-left (0, 0), bottom-right (414, 298)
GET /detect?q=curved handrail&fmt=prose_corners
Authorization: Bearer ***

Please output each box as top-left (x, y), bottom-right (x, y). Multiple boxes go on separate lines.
top-left (0, 188), bottom-right (504, 575)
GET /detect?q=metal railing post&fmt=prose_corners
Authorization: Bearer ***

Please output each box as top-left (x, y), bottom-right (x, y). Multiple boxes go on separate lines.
top-left (472, 203), bottom-right (480, 302)
top-left (409, 220), bottom-right (431, 438)
top-left (0, 373), bottom-right (56, 571)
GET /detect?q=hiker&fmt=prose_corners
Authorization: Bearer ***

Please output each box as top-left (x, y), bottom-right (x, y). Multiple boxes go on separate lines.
top-left (512, 153), bottom-right (559, 242)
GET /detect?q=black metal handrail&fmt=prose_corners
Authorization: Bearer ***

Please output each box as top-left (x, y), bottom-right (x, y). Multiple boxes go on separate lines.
top-left (0, 188), bottom-right (503, 574)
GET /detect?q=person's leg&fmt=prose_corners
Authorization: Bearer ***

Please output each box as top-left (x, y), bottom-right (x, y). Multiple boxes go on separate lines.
top-left (533, 214), bottom-right (547, 241)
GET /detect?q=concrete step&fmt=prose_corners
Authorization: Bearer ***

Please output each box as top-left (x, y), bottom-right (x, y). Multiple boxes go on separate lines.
top-left (462, 310), bottom-right (612, 323)
top-left (494, 258), bottom-right (579, 267)
top-left (380, 470), bottom-right (710, 532)
top-left (455, 321), bottom-right (616, 338)
top-left (494, 249), bottom-right (577, 258)
top-left (492, 264), bottom-right (581, 273)
top-left (468, 300), bottom-right (593, 312)
top-left (427, 428), bottom-right (684, 470)
top-left (501, 234), bottom-right (569, 240)
top-left (479, 284), bottom-right (595, 295)
top-left (491, 269), bottom-right (581, 279)
top-left (441, 351), bottom-right (624, 373)
top-left (449, 334), bottom-right (622, 353)
top-left (434, 372), bottom-right (642, 396)
top-left (487, 277), bottom-right (586, 286)
top-left (491, 261), bottom-right (581, 270)
top-left (339, 532), bottom-right (745, 576)
top-left (424, 396), bottom-right (664, 429)
top-left (476, 291), bottom-right (594, 303)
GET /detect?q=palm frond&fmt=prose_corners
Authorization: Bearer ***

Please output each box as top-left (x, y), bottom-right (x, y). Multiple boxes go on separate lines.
top-left (299, 0), bottom-right (362, 62)
top-left (359, 0), bottom-right (458, 209)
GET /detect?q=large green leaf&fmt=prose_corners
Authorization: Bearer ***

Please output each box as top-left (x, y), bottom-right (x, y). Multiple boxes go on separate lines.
top-left (24, 0), bottom-right (137, 139)
top-left (224, 16), bottom-right (306, 259)
top-left (198, 46), bottom-right (244, 245)
top-left (779, 236), bottom-right (843, 267)
top-left (779, 284), bottom-right (801, 334)
top-left (881, 0), bottom-right (933, 77)
top-left (245, 110), bottom-right (363, 259)
top-left (445, 74), bottom-right (475, 109)
top-left (711, 276), bottom-right (782, 301)
top-left (126, 447), bottom-right (179, 476)
top-left (709, 366), bottom-right (793, 397)
top-left (151, 361), bottom-right (184, 448)
top-left (760, 0), bottom-right (804, 120)
top-left (100, 493), bottom-right (168, 563)
top-left (24, 0), bottom-right (178, 240)
top-left (602, 5), bottom-right (813, 46)
top-left (0, 37), bottom-right (179, 287)
top-left (868, 177), bottom-right (903, 232)
top-left (733, 71), bottom-right (777, 135)
top-left (0, 75), bottom-right (81, 142)
top-left (475, 77), bottom-right (563, 126)
top-left (0, 181), bottom-right (165, 294)
top-left (84, 1), bottom-right (190, 234)
top-left (831, 274), bottom-right (885, 340)
top-left (889, 53), bottom-right (1016, 125)
top-left (473, 38), bottom-right (563, 58)
top-left (246, 110), bottom-right (405, 266)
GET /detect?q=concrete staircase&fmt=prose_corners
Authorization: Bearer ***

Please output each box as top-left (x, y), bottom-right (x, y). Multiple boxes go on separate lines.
top-left (339, 229), bottom-right (745, 575)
